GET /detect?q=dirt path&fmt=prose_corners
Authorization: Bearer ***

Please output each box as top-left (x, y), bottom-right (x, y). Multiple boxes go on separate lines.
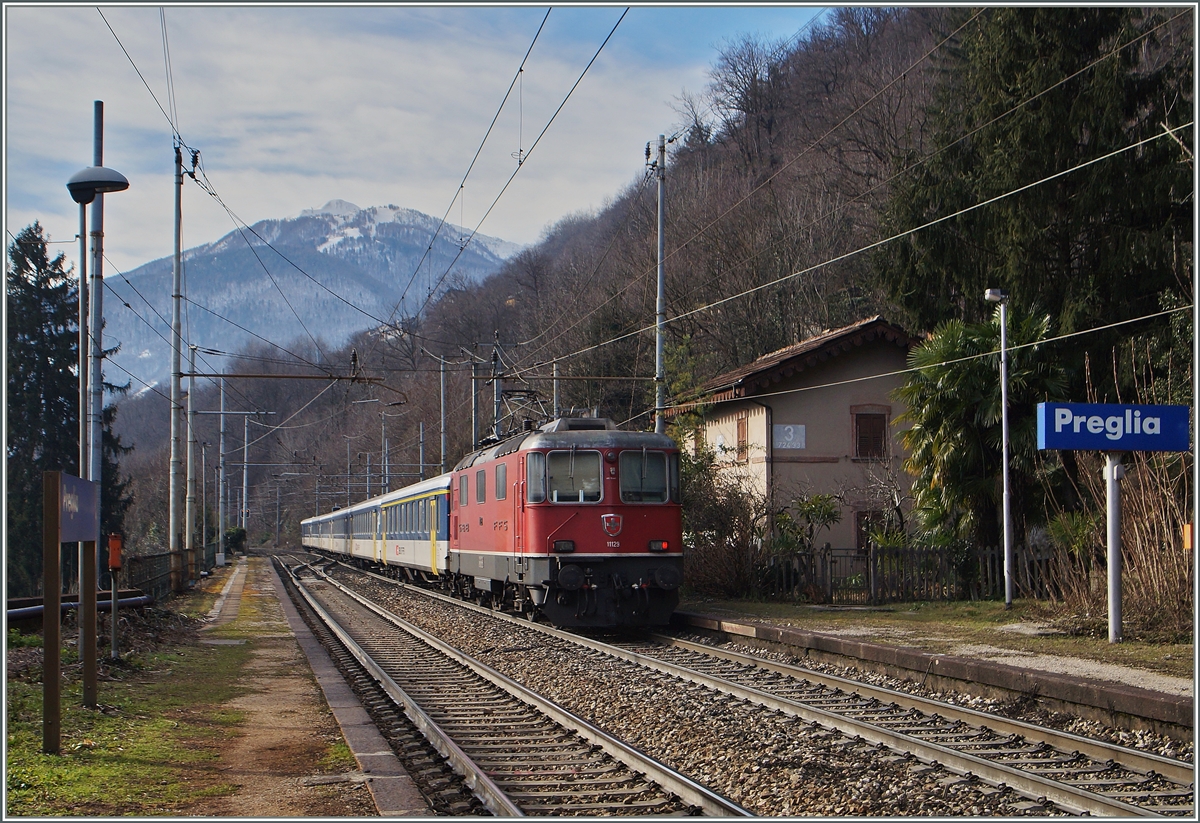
top-left (188, 559), bottom-right (377, 817)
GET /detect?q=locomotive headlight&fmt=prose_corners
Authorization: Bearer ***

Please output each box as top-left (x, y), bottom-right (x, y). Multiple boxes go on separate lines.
top-left (648, 540), bottom-right (669, 552)
top-left (553, 540), bottom-right (576, 553)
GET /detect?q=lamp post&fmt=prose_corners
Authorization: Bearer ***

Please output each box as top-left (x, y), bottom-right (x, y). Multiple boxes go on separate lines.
top-left (66, 163), bottom-right (129, 476)
top-left (65, 105), bottom-right (129, 705)
top-left (985, 288), bottom-right (1013, 609)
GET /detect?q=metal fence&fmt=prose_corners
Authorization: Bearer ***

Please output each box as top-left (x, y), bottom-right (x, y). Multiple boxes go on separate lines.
top-left (101, 543), bottom-right (221, 604)
top-left (759, 542), bottom-right (1051, 605)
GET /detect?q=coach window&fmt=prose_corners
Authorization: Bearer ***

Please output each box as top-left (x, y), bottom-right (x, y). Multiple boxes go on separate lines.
top-left (547, 449), bottom-right (602, 503)
top-left (495, 462), bottom-right (507, 500)
top-left (526, 452), bottom-right (546, 502)
top-left (476, 469), bottom-right (487, 504)
top-left (619, 450), bottom-right (668, 503)
top-left (459, 475), bottom-right (469, 507)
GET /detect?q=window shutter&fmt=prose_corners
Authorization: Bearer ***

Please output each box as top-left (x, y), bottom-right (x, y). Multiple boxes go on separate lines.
top-left (856, 413), bottom-right (886, 458)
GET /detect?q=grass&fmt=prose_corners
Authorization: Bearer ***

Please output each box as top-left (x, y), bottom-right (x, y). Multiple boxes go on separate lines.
top-left (678, 594), bottom-right (1194, 679)
top-left (6, 558), bottom-right (361, 816)
top-left (6, 640), bottom-right (251, 816)
top-left (318, 741), bottom-right (359, 773)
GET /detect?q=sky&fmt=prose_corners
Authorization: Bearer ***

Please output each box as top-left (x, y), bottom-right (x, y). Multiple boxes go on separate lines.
top-left (5, 4), bottom-right (826, 275)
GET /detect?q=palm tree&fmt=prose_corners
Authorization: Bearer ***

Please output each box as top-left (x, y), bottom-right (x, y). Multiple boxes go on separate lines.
top-left (894, 306), bottom-right (1066, 549)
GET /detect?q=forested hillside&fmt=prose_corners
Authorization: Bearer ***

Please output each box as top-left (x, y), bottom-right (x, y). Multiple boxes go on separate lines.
top-left (111, 6), bottom-right (1192, 557)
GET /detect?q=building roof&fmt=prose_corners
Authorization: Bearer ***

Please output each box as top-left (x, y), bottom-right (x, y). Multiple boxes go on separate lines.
top-left (698, 316), bottom-right (914, 404)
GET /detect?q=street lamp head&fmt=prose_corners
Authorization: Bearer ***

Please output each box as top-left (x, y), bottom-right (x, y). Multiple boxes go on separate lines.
top-left (984, 288), bottom-right (1009, 303)
top-left (67, 165), bottom-right (130, 205)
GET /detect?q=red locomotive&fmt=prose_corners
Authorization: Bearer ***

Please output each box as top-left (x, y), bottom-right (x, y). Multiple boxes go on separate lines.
top-left (302, 417), bottom-right (684, 628)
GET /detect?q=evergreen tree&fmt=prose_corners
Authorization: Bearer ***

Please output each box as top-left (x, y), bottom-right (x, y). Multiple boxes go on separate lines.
top-left (6, 223), bottom-right (79, 596)
top-left (877, 7), bottom-right (1192, 399)
top-left (5, 223), bottom-right (133, 596)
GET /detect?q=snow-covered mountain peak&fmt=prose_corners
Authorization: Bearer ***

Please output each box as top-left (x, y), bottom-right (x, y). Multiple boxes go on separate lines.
top-left (300, 199), bottom-right (361, 218)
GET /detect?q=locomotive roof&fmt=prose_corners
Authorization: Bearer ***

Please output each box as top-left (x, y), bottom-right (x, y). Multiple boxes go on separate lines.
top-left (522, 428), bottom-right (677, 452)
top-left (453, 419), bottom-right (676, 470)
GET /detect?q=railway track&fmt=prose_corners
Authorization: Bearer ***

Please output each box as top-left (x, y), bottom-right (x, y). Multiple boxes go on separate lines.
top-left (318, 557), bottom-right (1193, 817)
top-left (277, 556), bottom-right (749, 817)
top-left (612, 635), bottom-right (1194, 817)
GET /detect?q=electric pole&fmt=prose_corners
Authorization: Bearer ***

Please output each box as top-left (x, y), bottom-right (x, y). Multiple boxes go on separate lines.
top-left (654, 134), bottom-right (667, 434)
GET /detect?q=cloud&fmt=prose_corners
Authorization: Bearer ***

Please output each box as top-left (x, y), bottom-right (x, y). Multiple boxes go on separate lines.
top-left (5, 6), bottom-right (817, 273)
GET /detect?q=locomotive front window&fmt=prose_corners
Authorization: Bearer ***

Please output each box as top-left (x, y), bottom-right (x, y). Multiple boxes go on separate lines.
top-left (547, 449), bottom-right (602, 503)
top-left (619, 450), bottom-right (668, 503)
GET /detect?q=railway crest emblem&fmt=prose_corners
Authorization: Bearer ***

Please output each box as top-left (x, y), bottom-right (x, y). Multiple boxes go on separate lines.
top-left (602, 513), bottom-right (623, 536)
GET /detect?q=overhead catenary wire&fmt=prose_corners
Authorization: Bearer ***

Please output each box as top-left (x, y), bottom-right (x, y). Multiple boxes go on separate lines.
top-left (641, 305), bottom-right (1194, 427)
top-left (517, 170), bottom-right (654, 355)
top-left (514, 7), bottom-right (989, 369)
top-left (188, 171), bottom-right (329, 362)
top-left (547, 122), bottom-right (1193, 371)
top-left (99, 10), bottom-right (381, 380)
top-left (388, 8), bottom-right (553, 324)
top-left (188, 163), bottom-right (397, 334)
top-left (98, 8), bottom-right (183, 145)
top-left (239, 379), bottom-right (340, 451)
top-left (100, 253), bottom-right (267, 411)
top-left (99, 7), bottom-right (336, 414)
top-left (95, 8), bottom-right (1185, 436)
top-left (159, 7), bottom-right (180, 138)
top-left (646, 8), bottom-right (989, 299)
top-left (661, 7), bottom-right (1194, 320)
top-left (412, 7), bottom-right (631, 322)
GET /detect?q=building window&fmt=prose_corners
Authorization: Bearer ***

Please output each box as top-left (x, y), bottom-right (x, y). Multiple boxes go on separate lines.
top-left (855, 413), bottom-right (887, 459)
top-left (736, 415), bottom-right (749, 462)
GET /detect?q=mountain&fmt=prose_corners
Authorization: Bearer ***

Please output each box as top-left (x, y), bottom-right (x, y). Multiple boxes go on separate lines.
top-left (104, 201), bottom-right (521, 392)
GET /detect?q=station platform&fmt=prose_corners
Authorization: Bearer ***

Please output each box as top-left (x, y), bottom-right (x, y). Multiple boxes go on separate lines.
top-left (201, 556), bottom-right (430, 816)
top-left (672, 610), bottom-right (1193, 740)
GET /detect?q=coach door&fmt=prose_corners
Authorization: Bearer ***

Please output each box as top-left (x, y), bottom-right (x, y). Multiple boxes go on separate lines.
top-left (374, 509), bottom-right (383, 564)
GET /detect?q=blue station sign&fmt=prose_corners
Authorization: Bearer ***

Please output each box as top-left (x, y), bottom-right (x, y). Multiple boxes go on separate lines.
top-left (1037, 403), bottom-right (1190, 452)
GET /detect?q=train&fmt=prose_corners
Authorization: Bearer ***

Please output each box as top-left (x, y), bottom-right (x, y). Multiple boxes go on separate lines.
top-left (300, 417), bottom-right (684, 628)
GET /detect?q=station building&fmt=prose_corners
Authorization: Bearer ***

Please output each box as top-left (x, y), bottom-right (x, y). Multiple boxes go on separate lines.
top-left (678, 316), bottom-right (916, 550)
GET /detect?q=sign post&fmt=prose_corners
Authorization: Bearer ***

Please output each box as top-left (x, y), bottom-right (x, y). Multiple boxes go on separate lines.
top-left (42, 471), bottom-right (100, 754)
top-left (1037, 403), bottom-right (1190, 643)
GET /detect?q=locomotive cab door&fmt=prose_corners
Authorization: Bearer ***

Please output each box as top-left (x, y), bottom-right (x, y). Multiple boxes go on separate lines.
top-left (515, 457), bottom-right (526, 574)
